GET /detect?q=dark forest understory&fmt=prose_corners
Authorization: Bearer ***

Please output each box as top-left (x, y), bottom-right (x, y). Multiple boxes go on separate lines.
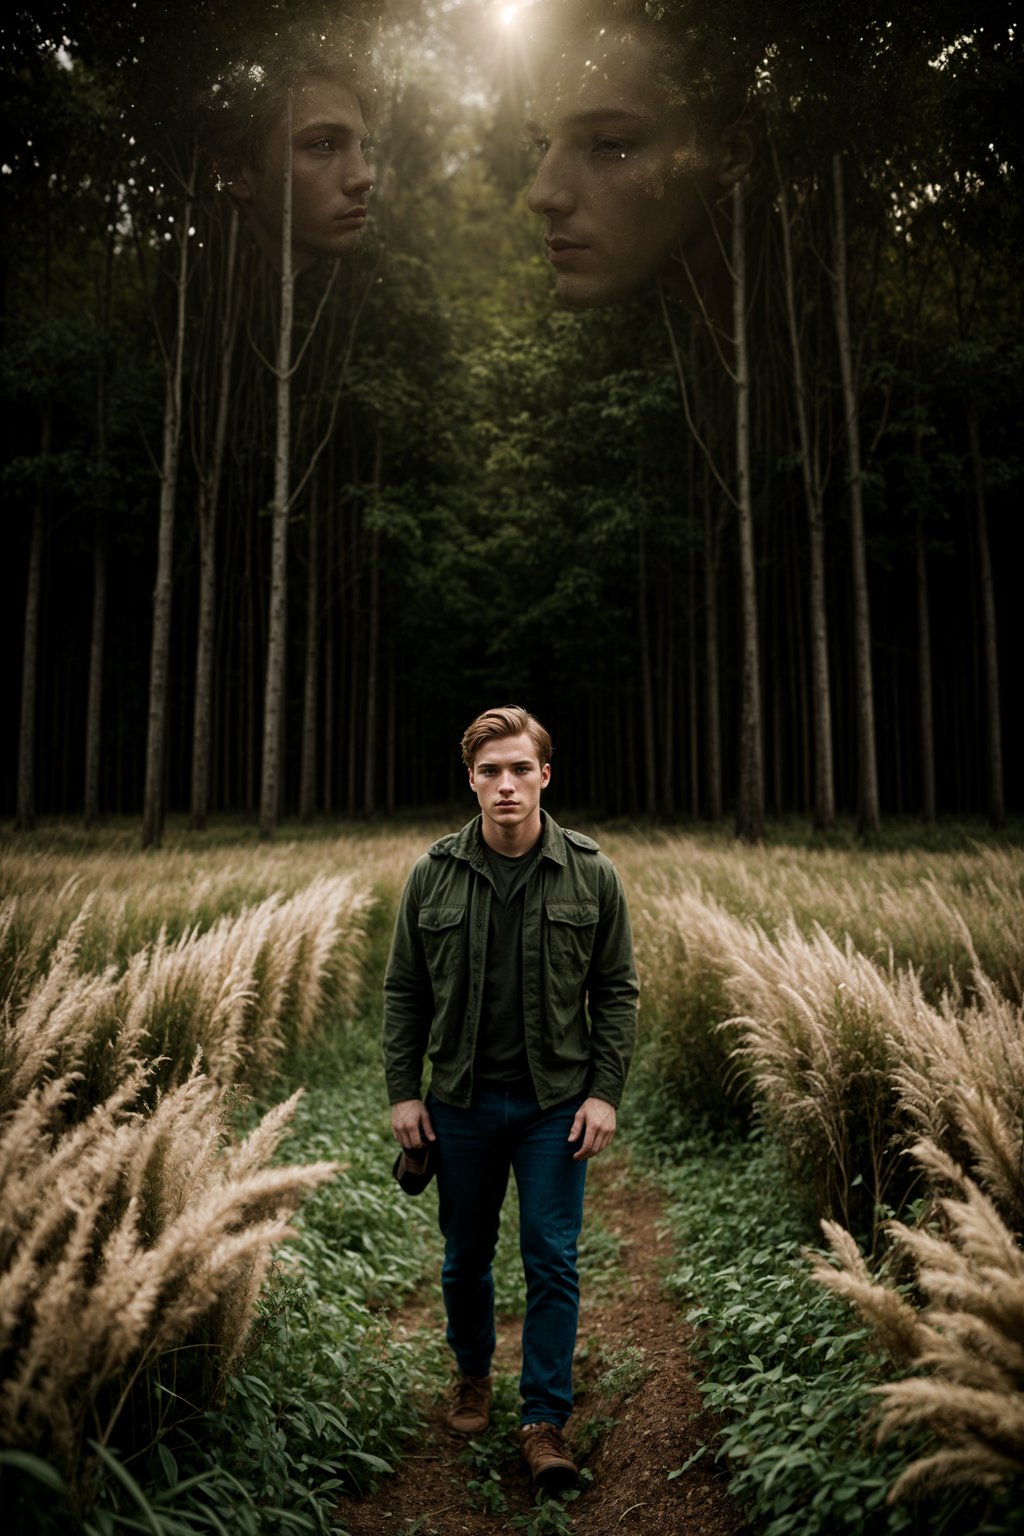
top-left (3, 1), bottom-right (1021, 835)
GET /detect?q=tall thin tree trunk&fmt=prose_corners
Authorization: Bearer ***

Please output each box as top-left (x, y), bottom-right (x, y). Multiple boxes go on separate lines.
top-left (661, 578), bottom-right (675, 815)
top-left (244, 504), bottom-right (256, 812)
top-left (733, 182), bottom-right (764, 843)
top-left (637, 506), bottom-right (657, 816)
top-left (142, 178), bottom-right (193, 849)
top-left (299, 478), bottom-right (319, 823)
top-left (18, 199), bottom-right (55, 834)
top-left (323, 479), bottom-right (335, 814)
top-left (790, 514), bottom-right (812, 812)
top-left (967, 400), bottom-right (1004, 828)
top-left (191, 208), bottom-right (239, 831)
top-left (688, 538), bottom-right (699, 818)
top-left (704, 489), bottom-right (722, 821)
top-left (363, 427), bottom-right (383, 817)
top-left (914, 501), bottom-right (936, 822)
top-left (259, 100), bottom-right (295, 841)
top-left (190, 499), bottom-right (217, 827)
top-left (771, 537), bottom-right (784, 816)
top-left (83, 509), bottom-right (108, 827)
top-left (347, 648), bottom-right (359, 816)
top-left (775, 150), bottom-right (835, 829)
top-left (84, 224), bottom-right (115, 828)
top-left (16, 464), bottom-right (47, 832)
top-left (831, 153), bottom-right (879, 834)
top-left (347, 548), bottom-right (360, 819)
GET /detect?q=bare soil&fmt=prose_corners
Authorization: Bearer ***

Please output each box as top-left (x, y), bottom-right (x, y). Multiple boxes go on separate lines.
top-left (337, 1151), bottom-right (749, 1536)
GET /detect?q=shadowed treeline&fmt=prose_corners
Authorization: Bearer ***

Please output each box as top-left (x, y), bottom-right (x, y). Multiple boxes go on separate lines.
top-left (3, 0), bottom-right (1021, 840)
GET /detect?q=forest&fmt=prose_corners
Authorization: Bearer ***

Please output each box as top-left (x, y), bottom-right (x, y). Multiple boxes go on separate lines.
top-left (2, 0), bottom-right (1021, 840)
top-left (2, 8), bottom-right (1024, 1533)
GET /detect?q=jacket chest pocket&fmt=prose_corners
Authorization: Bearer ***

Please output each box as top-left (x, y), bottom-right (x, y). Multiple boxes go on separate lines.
top-left (545, 901), bottom-right (599, 976)
top-left (418, 905), bottom-right (466, 978)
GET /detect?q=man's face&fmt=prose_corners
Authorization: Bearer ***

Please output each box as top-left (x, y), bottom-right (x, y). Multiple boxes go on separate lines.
top-left (468, 732), bottom-right (551, 837)
top-left (526, 30), bottom-right (727, 309)
top-left (232, 78), bottom-right (372, 270)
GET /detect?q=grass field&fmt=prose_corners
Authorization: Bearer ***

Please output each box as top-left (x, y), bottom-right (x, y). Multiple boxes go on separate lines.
top-left (2, 815), bottom-right (1022, 1533)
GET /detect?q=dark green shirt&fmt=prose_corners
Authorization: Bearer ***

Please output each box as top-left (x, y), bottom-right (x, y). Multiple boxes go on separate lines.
top-left (476, 836), bottom-right (541, 1091)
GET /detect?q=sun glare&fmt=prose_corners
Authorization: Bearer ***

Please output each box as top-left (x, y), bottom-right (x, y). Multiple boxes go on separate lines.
top-left (499, 4), bottom-right (520, 27)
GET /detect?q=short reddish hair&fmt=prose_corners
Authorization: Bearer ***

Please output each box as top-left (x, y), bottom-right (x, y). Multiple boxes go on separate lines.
top-left (460, 706), bottom-right (553, 770)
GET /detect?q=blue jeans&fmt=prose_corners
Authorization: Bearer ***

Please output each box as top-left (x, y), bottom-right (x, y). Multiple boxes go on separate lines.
top-left (427, 1087), bottom-right (587, 1428)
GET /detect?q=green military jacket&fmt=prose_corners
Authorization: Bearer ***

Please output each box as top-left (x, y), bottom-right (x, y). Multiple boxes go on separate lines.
top-left (382, 811), bottom-right (639, 1111)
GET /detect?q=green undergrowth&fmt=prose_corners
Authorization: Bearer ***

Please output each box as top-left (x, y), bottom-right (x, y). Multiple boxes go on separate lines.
top-left (457, 1373), bottom-right (590, 1534)
top-left (32, 1020), bottom-right (629, 1535)
top-left (10, 1027), bottom-right (444, 1535)
top-left (659, 1136), bottom-right (1023, 1536)
top-left (169, 1030), bottom-right (446, 1532)
top-left (449, 1333), bottom-right (649, 1533)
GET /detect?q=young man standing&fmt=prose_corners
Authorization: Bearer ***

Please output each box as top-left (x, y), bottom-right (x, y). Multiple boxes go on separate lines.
top-left (383, 706), bottom-right (639, 1491)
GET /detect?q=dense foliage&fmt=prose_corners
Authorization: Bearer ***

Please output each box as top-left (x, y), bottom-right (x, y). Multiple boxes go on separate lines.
top-left (2, 1), bottom-right (1021, 833)
top-left (3, 821), bottom-right (1023, 1528)
top-left (660, 1138), bottom-right (1024, 1536)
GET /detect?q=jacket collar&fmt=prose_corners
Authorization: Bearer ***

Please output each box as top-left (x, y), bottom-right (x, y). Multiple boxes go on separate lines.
top-left (450, 809), bottom-right (566, 870)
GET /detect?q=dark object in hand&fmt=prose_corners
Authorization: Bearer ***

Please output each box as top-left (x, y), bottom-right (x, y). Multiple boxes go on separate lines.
top-left (392, 1143), bottom-right (435, 1195)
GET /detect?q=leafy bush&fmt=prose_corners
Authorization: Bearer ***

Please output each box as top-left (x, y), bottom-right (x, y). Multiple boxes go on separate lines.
top-left (182, 1050), bottom-right (446, 1516)
top-left (661, 1137), bottom-right (1020, 1535)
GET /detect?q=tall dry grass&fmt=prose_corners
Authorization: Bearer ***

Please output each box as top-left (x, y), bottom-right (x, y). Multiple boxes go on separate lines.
top-left (636, 887), bottom-right (922, 1225)
top-left (0, 1053), bottom-right (336, 1488)
top-left (603, 834), bottom-right (1024, 1001)
top-left (725, 919), bottom-right (929, 1233)
top-left (1, 874), bottom-right (372, 1104)
top-left (5, 823), bottom-right (1021, 1507)
top-left (628, 842), bottom-right (1024, 1239)
top-left (811, 1139), bottom-right (1024, 1502)
top-left (719, 933), bottom-right (1024, 1242)
top-left (615, 834), bottom-right (1024, 1509)
top-left (0, 897), bottom-right (344, 1483)
top-left (0, 841), bottom-right (383, 1511)
top-left (0, 825), bottom-right (441, 970)
top-left (631, 887), bottom-right (755, 1134)
top-left (889, 976), bottom-right (1024, 1236)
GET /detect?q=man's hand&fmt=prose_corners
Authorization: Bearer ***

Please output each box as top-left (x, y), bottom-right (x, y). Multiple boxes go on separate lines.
top-left (568, 1097), bottom-right (616, 1160)
top-left (391, 1098), bottom-right (436, 1151)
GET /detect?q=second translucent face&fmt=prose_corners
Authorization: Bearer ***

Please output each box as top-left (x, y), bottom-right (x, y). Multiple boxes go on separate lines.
top-left (526, 28), bottom-right (726, 309)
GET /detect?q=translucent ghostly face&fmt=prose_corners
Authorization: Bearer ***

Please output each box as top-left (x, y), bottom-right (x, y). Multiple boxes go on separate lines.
top-left (231, 78), bottom-right (373, 271)
top-left (526, 28), bottom-right (733, 309)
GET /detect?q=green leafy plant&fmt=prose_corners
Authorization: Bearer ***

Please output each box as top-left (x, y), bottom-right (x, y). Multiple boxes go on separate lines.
top-left (465, 1467), bottom-right (507, 1513)
top-left (571, 1411), bottom-right (616, 1457)
top-left (661, 1137), bottom-right (1010, 1535)
top-left (509, 1477), bottom-right (589, 1535)
top-left (596, 1344), bottom-right (650, 1399)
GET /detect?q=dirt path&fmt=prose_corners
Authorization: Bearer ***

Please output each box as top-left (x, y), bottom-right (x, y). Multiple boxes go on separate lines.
top-left (337, 1151), bottom-right (749, 1536)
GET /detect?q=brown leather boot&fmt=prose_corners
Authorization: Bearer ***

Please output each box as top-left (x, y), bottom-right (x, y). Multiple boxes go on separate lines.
top-left (520, 1421), bottom-right (579, 1491)
top-left (445, 1373), bottom-right (493, 1435)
